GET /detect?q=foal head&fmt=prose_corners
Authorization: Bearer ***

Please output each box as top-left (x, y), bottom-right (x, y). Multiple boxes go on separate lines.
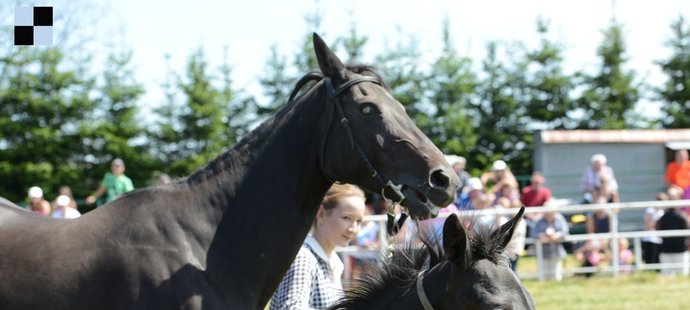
top-left (331, 207), bottom-right (535, 310)
top-left (440, 207), bottom-right (535, 309)
top-left (312, 33), bottom-right (457, 219)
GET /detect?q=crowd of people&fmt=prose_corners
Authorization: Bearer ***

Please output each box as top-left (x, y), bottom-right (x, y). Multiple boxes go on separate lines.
top-left (342, 150), bottom-right (690, 286)
top-left (20, 158), bottom-right (137, 219)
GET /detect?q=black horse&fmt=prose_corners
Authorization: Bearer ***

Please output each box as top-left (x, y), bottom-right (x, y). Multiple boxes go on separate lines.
top-left (0, 34), bottom-right (457, 309)
top-left (330, 208), bottom-right (535, 310)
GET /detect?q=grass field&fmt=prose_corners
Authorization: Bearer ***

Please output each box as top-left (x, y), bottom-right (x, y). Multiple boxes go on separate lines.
top-left (518, 256), bottom-right (690, 309)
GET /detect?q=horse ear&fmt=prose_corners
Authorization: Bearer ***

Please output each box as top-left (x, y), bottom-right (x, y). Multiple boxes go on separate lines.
top-left (490, 206), bottom-right (525, 249)
top-left (313, 33), bottom-right (347, 82)
top-left (443, 213), bottom-right (469, 267)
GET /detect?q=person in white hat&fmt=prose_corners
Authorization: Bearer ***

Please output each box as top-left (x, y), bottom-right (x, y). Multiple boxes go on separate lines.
top-left (52, 195), bottom-right (81, 219)
top-left (27, 186), bottom-right (51, 215)
top-left (480, 160), bottom-right (519, 205)
top-left (580, 153), bottom-right (619, 203)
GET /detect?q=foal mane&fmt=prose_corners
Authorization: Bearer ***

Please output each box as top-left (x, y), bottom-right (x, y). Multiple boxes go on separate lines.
top-left (330, 219), bottom-right (510, 309)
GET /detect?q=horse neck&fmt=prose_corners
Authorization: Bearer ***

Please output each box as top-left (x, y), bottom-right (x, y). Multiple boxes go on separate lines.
top-left (184, 85), bottom-right (334, 304)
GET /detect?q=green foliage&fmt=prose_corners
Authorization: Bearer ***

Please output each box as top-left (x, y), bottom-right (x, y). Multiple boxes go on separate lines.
top-left (519, 18), bottom-right (576, 129)
top-left (658, 15), bottom-right (690, 128)
top-left (0, 47), bottom-right (97, 203)
top-left (154, 48), bottom-right (230, 177)
top-left (5, 9), bottom-right (689, 207)
top-left (469, 42), bottom-right (532, 175)
top-left (374, 33), bottom-right (426, 118)
top-left (574, 20), bottom-right (641, 129)
top-left (85, 49), bottom-right (152, 192)
top-left (422, 17), bottom-right (478, 162)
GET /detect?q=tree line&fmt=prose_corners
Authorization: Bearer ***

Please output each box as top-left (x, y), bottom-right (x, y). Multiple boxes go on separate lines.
top-left (1, 12), bottom-right (689, 207)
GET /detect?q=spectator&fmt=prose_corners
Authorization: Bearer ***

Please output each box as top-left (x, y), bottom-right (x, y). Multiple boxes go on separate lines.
top-left (473, 193), bottom-right (501, 233)
top-left (574, 239), bottom-right (605, 278)
top-left (27, 186), bottom-right (51, 215)
top-left (581, 153), bottom-right (619, 203)
top-left (271, 184), bottom-right (365, 309)
top-left (531, 206), bottom-right (569, 281)
top-left (656, 206), bottom-right (689, 276)
top-left (354, 207), bottom-right (379, 250)
top-left (520, 171), bottom-right (552, 228)
top-left (54, 185), bottom-right (78, 210)
top-left (51, 195), bottom-right (81, 219)
top-left (641, 192), bottom-right (666, 269)
top-left (481, 160), bottom-right (519, 197)
top-left (520, 171), bottom-right (552, 208)
top-left (577, 196), bottom-right (613, 277)
top-left (665, 149), bottom-right (690, 191)
top-left (457, 177), bottom-right (484, 210)
top-left (481, 160), bottom-right (520, 210)
top-left (446, 154), bottom-right (471, 205)
top-left (157, 173), bottom-right (172, 185)
top-left (498, 197), bottom-right (527, 272)
top-left (617, 238), bottom-right (634, 274)
top-left (85, 158), bottom-right (134, 206)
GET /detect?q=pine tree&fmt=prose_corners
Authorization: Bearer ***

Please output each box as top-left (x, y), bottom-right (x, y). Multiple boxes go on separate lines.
top-left (0, 47), bottom-right (96, 203)
top-left (658, 15), bottom-right (690, 128)
top-left (574, 19), bottom-right (641, 129)
top-left (423, 17), bottom-right (478, 159)
top-left (519, 18), bottom-right (576, 129)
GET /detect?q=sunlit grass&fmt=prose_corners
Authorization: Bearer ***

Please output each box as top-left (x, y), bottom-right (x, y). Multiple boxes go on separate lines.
top-left (518, 256), bottom-right (690, 309)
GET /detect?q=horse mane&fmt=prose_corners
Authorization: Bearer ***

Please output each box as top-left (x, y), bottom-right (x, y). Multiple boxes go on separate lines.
top-left (185, 65), bottom-right (388, 186)
top-left (330, 218), bottom-right (509, 309)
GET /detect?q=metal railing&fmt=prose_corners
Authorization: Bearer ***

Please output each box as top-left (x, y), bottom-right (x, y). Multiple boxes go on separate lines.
top-left (337, 199), bottom-right (690, 281)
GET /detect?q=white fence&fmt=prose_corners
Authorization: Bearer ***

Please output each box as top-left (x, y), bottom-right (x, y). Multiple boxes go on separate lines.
top-left (336, 199), bottom-right (690, 281)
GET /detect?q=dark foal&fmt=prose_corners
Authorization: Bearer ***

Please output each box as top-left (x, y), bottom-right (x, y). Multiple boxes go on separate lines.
top-left (330, 207), bottom-right (535, 310)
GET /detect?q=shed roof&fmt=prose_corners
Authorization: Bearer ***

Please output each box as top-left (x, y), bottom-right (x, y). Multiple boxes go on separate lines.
top-left (539, 129), bottom-right (690, 144)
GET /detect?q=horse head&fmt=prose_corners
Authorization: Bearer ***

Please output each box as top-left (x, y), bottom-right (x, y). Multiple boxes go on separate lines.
top-left (313, 33), bottom-right (457, 219)
top-left (441, 207), bottom-right (535, 309)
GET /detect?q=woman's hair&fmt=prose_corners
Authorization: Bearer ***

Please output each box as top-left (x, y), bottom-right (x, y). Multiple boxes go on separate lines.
top-left (321, 183), bottom-right (365, 212)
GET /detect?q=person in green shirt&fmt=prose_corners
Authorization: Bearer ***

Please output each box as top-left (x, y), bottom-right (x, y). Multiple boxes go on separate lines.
top-left (85, 158), bottom-right (134, 206)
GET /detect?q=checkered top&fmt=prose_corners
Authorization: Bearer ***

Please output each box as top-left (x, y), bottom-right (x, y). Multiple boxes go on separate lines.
top-left (270, 238), bottom-right (344, 309)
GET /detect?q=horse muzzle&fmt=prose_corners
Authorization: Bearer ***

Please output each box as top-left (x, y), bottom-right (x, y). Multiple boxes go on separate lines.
top-left (396, 167), bottom-right (458, 220)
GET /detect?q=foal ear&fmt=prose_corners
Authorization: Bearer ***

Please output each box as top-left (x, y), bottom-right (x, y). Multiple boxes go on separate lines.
top-left (490, 206), bottom-right (525, 249)
top-left (443, 214), bottom-right (469, 268)
top-left (313, 33), bottom-right (347, 82)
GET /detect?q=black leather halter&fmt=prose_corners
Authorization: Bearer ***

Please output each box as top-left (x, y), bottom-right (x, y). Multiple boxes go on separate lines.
top-left (288, 73), bottom-right (406, 207)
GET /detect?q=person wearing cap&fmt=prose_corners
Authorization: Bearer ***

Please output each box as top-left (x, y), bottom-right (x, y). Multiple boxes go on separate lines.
top-left (480, 160), bottom-right (519, 206)
top-left (86, 158), bottom-right (134, 206)
top-left (580, 153), bottom-right (619, 203)
top-left (446, 155), bottom-right (471, 201)
top-left (51, 195), bottom-right (81, 219)
top-left (27, 186), bottom-right (51, 215)
top-left (456, 177), bottom-right (484, 210)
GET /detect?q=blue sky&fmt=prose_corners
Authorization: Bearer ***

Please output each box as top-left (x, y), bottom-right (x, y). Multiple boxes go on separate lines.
top-left (6, 0), bottom-right (690, 118)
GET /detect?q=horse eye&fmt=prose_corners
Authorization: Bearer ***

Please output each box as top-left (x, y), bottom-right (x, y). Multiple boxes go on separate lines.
top-left (360, 104), bottom-right (377, 115)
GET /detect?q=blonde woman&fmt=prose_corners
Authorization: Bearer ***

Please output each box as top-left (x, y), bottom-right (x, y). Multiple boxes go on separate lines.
top-left (271, 183), bottom-right (366, 310)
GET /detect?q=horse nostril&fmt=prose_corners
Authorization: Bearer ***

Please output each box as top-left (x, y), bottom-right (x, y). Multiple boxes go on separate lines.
top-left (430, 169), bottom-right (450, 189)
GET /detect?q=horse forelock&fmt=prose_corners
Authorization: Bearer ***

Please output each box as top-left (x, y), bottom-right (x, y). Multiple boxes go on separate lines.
top-left (466, 220), bottom-right (512, 267)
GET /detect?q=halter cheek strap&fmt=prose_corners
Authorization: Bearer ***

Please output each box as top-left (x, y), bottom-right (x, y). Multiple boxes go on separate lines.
top-left (417, 270), bottom-right (434, 310)
top-left (323, 77), bottom-right (406, 207)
